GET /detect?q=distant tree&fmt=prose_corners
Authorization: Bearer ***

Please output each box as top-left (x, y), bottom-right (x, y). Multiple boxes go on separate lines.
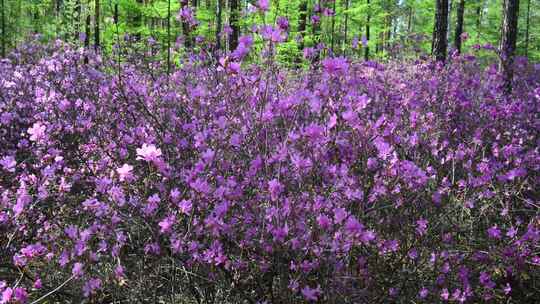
top-left (229, 0), bottom-right (239, 51)
top-left (95, 0), bottom-right (100, 50)
top-left (1, 0), bottom-right (5, 58)
top-left (216, 0), bottom-right (223, 51)
top-left (433, 0), bottom-right (449, 61)
top-left (454, 0), bottom-right (465, 53)
top-left (524, 0), bottom-right (530, 56)
top-left (500, 0), bottom-right (520, 93)
top-left (365, 0), bottom-right (370, 61)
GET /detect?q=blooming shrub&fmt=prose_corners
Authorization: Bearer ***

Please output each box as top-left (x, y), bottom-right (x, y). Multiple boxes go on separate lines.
top-left (0, 41), bottom-right (539, 303)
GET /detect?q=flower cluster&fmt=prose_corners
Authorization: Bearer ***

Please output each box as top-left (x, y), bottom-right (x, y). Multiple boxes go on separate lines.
top-left (0, 41), bottom-right (539, 303)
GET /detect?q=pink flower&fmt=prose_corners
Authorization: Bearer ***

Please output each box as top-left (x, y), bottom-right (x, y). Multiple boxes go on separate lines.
top-left (158, 216), bottom-right (175, 234)
top-left (1, 288), bottom-right (13, 304)
top-left (116, 164), bottom-right (134, 182)
top-left (28, 122), bottom-right (46, 142)
top-left (136, 143), bottom-right (162, 162)
top-left (72, 262), bottom-right (84, 277)
top-left (257, 0), bottom-right (269, 12)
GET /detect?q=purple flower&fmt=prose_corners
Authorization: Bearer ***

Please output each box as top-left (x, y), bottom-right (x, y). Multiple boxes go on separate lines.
top-left (418, 287), bottom-right (429, 298)
top-left (373, 137), bottom-right (392, 159)
top-left (158, 215), bottom-right (175, 234)
top-left (178, 199), bottom-right (193, 214)
top-left (487, 226), bottom-right (501, 239)
top-left (301, 285), bottom-right (322, 301)
top-left (257, 0), bottom-right (269, 12)
top-left (322, 57), bottom-right (348, 76)
top-left (72, 262), bottom-right (84, 277)
top-left (268, 179), bottom-right (283, 202)
top-left (0, 156), bottom-right (16, 172)
top-left (416, 219), bottom-right (428, 236)
top-left (277, 16), bottom-right (289, 30)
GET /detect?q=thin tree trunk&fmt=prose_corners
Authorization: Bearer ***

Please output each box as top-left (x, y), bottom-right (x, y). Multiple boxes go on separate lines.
top-left (94, 0), bottom-right (100, 50)
top-left (454, 0), bottom-right (465, 53)
top-left (1, 0), bottom-right (5, 58)
top-left (524, 0), bottom-right (530, 56)
top-left (407, 6), bottom-right (412, 33)
top-left (313, 0), bottom-right (321, 62)
top-left (216, 0), bottom-right (223, 51)
top-left (330, 0), bottom-right (336, 54)
top-left (167, 0), bottom-right (171, 74)
top-left (500, 0), bottom-right (520, 93)
top-left (180, 0), bottom-right (191, 48)
top-left (114, 3), bottom-right (119, 24)
top-left (134, 0), bottom-right (143, 41)
top-left (298, 0), bottom-right (307, 51)
top-left (84, 14), bottom-right (90, 63)
top-left (364, 0), bottom-right (370, 61)
top-left (75, 0), bottom-right (81, 42)
top-left (229, 0), bottom-right (239, 51)
top-left (433, 0), bottom-right (449, 61)
top-left (343, 0), bottom-right (349, 54)
top-left (476, 1), bottom-right (482, 43)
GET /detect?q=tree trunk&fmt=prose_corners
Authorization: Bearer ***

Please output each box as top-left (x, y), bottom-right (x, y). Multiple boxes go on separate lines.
top-left (524, 0), bottom-right (530, 56)
top-left (364, 0), bottom-right (370, 61)
top-left (298, 0), bottom-right (307, 51)
top-left (330, 0), bottom-right (336, 55)
top-left (454, 0), bottom-right (465, 53)
top-left (343, 0), bottom-right (349, 54)
top-left (114, 3), bottom-right (119, 24)
top-left (180, 0), bottom-right (191, 48)
top-left (94, 0), bottom-right (100, 50)
top-left (216, 0), bottom-right (223, 51)
top-left (85, 15), bottom-right (91, 49)
top-left (84, 14), bottom-right (90, 63)
top-left (134, 0), bottom-right (143, 41)
top-left (167, 0), bottom-right (171, 74)
top-left (433, 0), bottom-right (449, 61)
top-left (229, 0), bottom-right (239, 51)
top-left (75, 0), bottom-right (81, 42)
top-left (313, 0), bottom-right (321, 62)
top-left (1, 0), bottom-right (5, 58)
top-left (476, 1), bottom-right (482, 43)
top-left (500, 0), bottom-right (520, 93)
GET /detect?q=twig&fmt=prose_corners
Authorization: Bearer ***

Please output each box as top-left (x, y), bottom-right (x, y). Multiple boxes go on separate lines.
top-left (30, 275), bottom-right (75, 304)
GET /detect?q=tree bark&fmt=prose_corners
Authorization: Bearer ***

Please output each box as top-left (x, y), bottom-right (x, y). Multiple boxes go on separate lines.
top-left (476, 1), bottom-right (482, 43)
top-left (94, 0), bottom-right (100, 50)
top-left (114, 3), bottom-right (119, 24)
top-left (524, 0), bottom-right (530, 56)
top-left (454, 0), bottom-right (465, 53)
top-left (330, 0), bottom-right (336, 54)
top-left (180, 0), bottom-right (191, 48)
top-left (216, 0), bottom-right (223, 51)
top-left (343, 0), bottom-right (349, 55)
top-left (167, 0), bottom-right (171, 74)
top-left (500, 0), bottom-right (520, 93)
top-left (75, 0), bottom-right (81, 42)
top-left (229, 0), bottom-right (239, 51)
top-left (364, 0), bottom-right (370, 61)
top-left (433, 0), bottom-right (449, 61)
top-left (298, 0), bottom-right (307, 51)
top-left (1, 0), bottom-right (5, 58)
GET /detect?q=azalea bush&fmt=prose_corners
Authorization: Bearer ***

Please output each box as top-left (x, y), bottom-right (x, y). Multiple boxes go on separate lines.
top-left (0, 40), bottom-right (539, 303)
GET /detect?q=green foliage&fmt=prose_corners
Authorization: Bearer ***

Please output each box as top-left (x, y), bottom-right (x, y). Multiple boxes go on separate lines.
top-left (1, 0), bottom-right (539, 63)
